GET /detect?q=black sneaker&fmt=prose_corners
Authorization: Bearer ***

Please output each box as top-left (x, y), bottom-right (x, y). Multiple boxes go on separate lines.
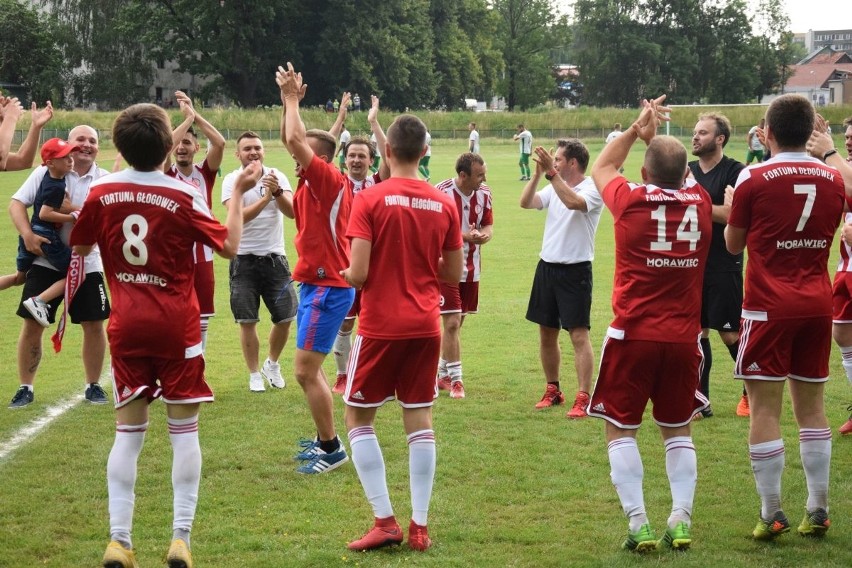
top-left (85, 383), bottom-right (108, 404)
top-left (700, 406), bottom-right (714, 418)
top-left (9, 386), bottom-right (34, 408)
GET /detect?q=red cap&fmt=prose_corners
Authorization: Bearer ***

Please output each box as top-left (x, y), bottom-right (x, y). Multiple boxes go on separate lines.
top-left (41, 138), bottom-right (80, 165)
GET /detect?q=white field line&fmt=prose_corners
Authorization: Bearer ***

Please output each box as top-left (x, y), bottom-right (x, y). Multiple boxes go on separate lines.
top-left (0, 394), bottom-right (85, 461)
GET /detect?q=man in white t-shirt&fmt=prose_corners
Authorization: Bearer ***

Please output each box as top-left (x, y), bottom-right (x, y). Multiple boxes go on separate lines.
top-left (337, 123), bottom-right (351, 173)
top-left (520, 139), bottom-right (603, 419)
top-left (513, 124), bottom-right (533, 180)
top-left (221, 131), bottom-right (297, 393)
top-left (605, 123), bottom-right (623, 145)
top-left (8, 125), bottom-right (112, 408)
top-left (468, 122), bottom-right (480, 154)
top-left (746, 118), bottom-right (765, 165)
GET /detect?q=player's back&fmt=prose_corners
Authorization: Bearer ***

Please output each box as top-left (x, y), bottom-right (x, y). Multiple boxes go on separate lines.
top-left (78, 170), bottom-right (223, 359)
top-left (348, 178), bottom-right (460, 339)
top-left (603, 177), bottom-right (712, 342)
top-left (731, 154), bottom-right (845, 319)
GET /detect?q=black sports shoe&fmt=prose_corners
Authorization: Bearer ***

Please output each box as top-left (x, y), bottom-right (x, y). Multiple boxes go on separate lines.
top-left (9, 386), bottom-right (34, 408)
top-left (85, 383), bottom-right (108, 404)
top-left (700, 406), bottom-right (714, 418)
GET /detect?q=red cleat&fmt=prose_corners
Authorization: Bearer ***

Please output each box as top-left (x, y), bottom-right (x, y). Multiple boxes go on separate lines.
top-left (450, 381), bottom-right (466, 399)
top-left (332, 373), bottom-right (347, 395)
top-left (348, 517), bottom-right (403, 551)
top-left (839, 407), bottom-right (852, 435)
top-left (437, 375), bottom-right (451, 391)
top-left (535, 383), bottom-right (565, 409)
top-left (566, 391), bottom-right (589, 419)
top-left (736, 394), bottom-right (750, 417)
top-left (408, 520), bottom-right (432, 551)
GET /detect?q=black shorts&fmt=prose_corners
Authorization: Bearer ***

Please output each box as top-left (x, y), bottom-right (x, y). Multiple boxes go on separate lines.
top-left (526, 260), bottom-right (592, 331)
top-left (17, 265), bottom-right (111, 324)
top-left (701, 271), bottom-right (742, 332)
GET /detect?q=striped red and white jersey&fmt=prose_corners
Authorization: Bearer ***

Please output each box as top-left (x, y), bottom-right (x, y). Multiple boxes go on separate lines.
top-left (167, 159), bottom-right (218, 264)
top-left (837, 212), bottom-right (852, 273)
top-left (348, 172), bottom-right (381, 195)
top-left (435, 178), bottom-right (493, 282)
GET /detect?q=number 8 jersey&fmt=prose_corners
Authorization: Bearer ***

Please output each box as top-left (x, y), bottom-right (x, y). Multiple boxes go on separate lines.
top-left (602, 176), bottom-right (712, 342)
top-left (728, 153), bottom-right (846, 320)
top-left (70, 169), bottom-right (229, 360)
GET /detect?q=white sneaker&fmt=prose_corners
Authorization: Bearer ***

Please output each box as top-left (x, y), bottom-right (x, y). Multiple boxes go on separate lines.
top-left (249, 371), bottom-right (265, 392)
top-left (23, 297), bottom-right (51, 327)
top-left (262, 358), bottom-right (285, 389)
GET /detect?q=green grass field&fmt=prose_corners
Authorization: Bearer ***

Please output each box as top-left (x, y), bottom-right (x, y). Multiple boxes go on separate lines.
top-left (0, 134), bottom-right (850, 567)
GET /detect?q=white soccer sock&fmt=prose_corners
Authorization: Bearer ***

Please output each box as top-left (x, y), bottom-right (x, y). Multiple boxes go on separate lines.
top-left (200, 318), bottom-right (209, 353)
top-left (608, 437), bottom-right (647, 531)
top-left (664, 436), bottom-right (696, 528)
top-left (446, 361), bottom-right (462, 384)
top-left (749, 439), bottom-right (785, 520)
top-left (107, 423), bottom-right (148, 548)
top-left (169, 415), bottom-right (201, 540)
top-left (437, 358), bottom-right (448, 377)
top-left (333, 330), bottom-right (352, 375)
top-left (799, 428), bottom-right (832, 512)
top-left (408, 429), bottom-right (436, 526)
top-left (348, 426), bottom-right (394, 519)
top-left (841, 345), bottom-right (852, 385)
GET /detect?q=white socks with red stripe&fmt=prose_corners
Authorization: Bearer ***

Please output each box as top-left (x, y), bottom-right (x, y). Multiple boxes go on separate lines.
top-left (349, 426), bottom-right (394, 519)
top-left (749, 439), bottom-right (785, 520)
top-left (169, 415), bottom-right (201, 547)
top-left (333, 330), bottom-right (352, 375)
top-left (108, 422), bottom-right (148, 549)
top-left (408, 429), bottom-right (436, 526)
top-left (664, 436), bottom-right (696, 528)
top-left (800, 428), bottom-right (832, 511)
top-left (608, 437), bottom-right (647, 532)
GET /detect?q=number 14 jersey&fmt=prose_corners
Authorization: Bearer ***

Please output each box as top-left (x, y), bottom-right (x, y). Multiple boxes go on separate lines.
top-left (602, 177), bottom-right (712, 342)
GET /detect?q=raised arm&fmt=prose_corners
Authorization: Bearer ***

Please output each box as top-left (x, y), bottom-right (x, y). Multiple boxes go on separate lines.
top-left (164, 91), bottom-right (195, 172)
top-left (534, 146), bottom-right (588, 211)
top-left (5, 101), bottom-right (54, 171)
top-left (276, 62), bottom-right (313, 167)
top-left (807, 121), bottom-right (852, 197)
top-left (519, 151), bottom-right (544, 209)
top-left (186, 94), bottom-right (227, 171)
top-left (0, 97), bottom-right (25, 171)
top-left (329, 92), bottom-right (351, 139)
top-left (591, 95), bottom-right (668, 192)
top-left (367, 95), bottom-right (390, 180)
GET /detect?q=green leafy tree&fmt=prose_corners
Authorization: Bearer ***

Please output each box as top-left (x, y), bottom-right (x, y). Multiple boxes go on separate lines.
top-left (492, 0), bottom-right (555, 110)
top-left (704, 0), bottom-right (759, 103)
top-left (0, 0), bottom-right (68, 103)
top-left (749, 0), bottom-right (793, 101)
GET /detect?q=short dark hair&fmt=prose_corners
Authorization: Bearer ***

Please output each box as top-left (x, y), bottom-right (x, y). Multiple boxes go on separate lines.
top-left (306, 129), bottom-right (337, 161)
top-left (112, 103), bottom-right (172, 171)
top-left (766, 94), bottom-right (813, 149)
top-left (698, 112), bottom-right (732, 147)
top-left (843, 116), bottom-right (852, 128)
top-left (387, 114), bottom-right (427, 163)
top-left (556, 138), bottom-right (589, 172)
top-left (455, 152), bottom-right (484, 176)
top-left (236, 131), bottom-right (261, 145)
top-left (345, 135), bottom-right (376, 159)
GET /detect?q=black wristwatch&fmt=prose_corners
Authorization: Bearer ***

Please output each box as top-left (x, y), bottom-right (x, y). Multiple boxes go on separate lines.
top-left (271, 188), bottom-right (284, 198)
top-left (544, 169), bottom-right (557, 181)
top-left (823, 149), bottom-right (838, 161)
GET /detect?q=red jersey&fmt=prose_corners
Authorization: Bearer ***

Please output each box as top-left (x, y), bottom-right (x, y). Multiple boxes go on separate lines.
top-left (166, 160), bottom-right (217, 265)
top-left (70, 169), bottom-right (228, 359)
top-left (602, 177), bottom-right (712, 342)
top-left (347, 178), bottom-right (462, 339)
top-left (293, 154), bottom-right (351, 287)
top-left (435, 178), bottom-right (493, 282)
top-left (729, 154), bottom-right (845, 319)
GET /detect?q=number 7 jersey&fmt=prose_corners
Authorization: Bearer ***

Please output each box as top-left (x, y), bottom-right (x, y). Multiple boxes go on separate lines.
top-left (70, 169), bottom-right (229, 360)
top-left (601, 176), bottom-right (712, 342)
top-left (728, 153), bottom-right (846, 320)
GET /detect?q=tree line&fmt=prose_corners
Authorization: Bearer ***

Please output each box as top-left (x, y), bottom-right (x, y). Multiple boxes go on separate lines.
top-left (1, 0), bottom-right (803, 111)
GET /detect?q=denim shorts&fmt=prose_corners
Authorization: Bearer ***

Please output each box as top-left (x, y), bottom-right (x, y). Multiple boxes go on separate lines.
top-left (228, 254), bottom-right (298, 324)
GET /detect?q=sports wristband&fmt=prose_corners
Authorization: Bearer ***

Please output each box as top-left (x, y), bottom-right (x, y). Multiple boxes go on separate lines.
top-left (544, 169), bottom-right (558, 181)
top-left (823, 149), bottom-right (838, 161)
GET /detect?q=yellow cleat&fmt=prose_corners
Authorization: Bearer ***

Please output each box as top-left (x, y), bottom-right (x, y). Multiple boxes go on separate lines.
top-left (102, 541), bottom-right (138, 568)
top-left (166, 538), bottom-right (193, 568)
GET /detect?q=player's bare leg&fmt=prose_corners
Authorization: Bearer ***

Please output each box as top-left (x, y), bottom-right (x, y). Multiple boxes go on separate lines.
top-left (10, 320), bottom-right (43, 407)
top-left (239, 322), bottom-right (264, 392)
top-left (535, 325), bottom-right (565, 409)
top-left (566, 327), bottom-right (592, 418)
top-left (440, 313), bottom-right (465, 398)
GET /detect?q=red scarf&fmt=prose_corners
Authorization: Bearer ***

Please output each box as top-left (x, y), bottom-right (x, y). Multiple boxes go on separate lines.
top-left (51, 253), bottom-right (85, 353)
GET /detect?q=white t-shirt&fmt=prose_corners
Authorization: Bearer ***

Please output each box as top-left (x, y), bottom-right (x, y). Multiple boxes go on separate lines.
top-left (748, 126), bottom-right (765, 151)
top-left (13, 163), bottom-right (109, 274)
top-left (221, 165), bottom-right (292, 256)
top-left (536, 176), bottom-right (603, 264)
top-left (518, 130), bottom-right (532, 154)
top-left (605, 130), bottom-right (622, 144)
top-left (338, 129), bottom-right (351, 156)
top-left (469, 129), bottom-right (480, 154)
top-left (424, 132), bottom-right (432, 157)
